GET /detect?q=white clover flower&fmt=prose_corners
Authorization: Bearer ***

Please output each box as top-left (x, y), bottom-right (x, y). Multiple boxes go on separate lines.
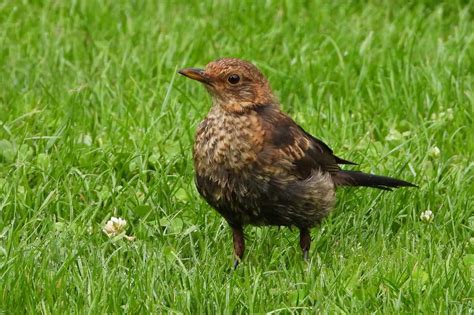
top-left (431, 107), bottom-right (454, 122)
top-left (103, 217), bottom-right (127, 237)
top-left (428, 146), bottom-right (440, 158)
top-left (385, 128), bottom-right (403, 141)
top-left (385, 128), bottom-right (411, 141)
top-left (445, 108), bottom-right (454, 121)
top-left (78, 133), bottom-right (92, 146)
top-left (420, 210), bottom-right (434, 223)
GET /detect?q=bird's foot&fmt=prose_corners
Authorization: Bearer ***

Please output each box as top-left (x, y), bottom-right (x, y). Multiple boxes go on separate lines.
top-left (232, 226), bottom-right (245, 269)
top-left (299, 228), bottom-right (311, 261)
top-left (233, 258), bottom-right (241, 270)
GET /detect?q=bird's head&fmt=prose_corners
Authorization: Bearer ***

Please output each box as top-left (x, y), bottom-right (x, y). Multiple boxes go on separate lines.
top-left (178, 58), bottom-right (276, 113)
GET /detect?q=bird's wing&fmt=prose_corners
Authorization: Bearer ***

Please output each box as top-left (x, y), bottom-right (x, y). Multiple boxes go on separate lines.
top-left (256, 106), bottom-right (356, 179)
top-left (297, 126), bottom-right (358, 166)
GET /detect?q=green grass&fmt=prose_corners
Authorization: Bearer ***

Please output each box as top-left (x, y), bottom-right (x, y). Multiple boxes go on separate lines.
top-left (0, 0), bottom-right (473, 313)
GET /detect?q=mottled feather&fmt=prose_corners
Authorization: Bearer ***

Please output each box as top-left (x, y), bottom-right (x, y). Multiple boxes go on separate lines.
top-left (179, 57), bottom-right (416, 265)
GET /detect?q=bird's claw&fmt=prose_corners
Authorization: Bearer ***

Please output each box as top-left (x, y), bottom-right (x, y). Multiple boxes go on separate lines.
top-left (233, 258), bottom-right (240, 270)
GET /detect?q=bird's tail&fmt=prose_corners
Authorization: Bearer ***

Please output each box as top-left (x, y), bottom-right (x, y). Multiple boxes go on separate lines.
top-left (333, 170), bottom-right (417, 191)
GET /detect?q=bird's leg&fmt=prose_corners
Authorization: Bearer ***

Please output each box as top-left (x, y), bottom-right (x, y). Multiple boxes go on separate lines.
top-left (299, 228), bottom-right (311, 260)
top-left (232, 226), bottom-right (245, 269)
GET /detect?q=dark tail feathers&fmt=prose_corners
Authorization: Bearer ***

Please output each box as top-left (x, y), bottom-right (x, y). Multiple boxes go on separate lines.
top-left (334, 170), bottom-right (417, 191)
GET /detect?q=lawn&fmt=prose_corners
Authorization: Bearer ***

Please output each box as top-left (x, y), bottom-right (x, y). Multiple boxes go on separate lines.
top-left (0, 0), bottom-right (472, 313)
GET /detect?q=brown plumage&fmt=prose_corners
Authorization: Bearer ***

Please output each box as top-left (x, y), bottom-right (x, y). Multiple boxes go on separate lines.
top-left (179, 58), bottom-right (416, 267)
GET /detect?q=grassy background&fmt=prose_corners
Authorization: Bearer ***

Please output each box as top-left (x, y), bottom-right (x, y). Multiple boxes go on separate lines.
top-left (0, 0), bottom-right (473, 313)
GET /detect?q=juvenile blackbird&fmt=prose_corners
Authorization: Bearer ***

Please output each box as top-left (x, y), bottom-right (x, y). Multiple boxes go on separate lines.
top-left (179, 58), bottom-right (416, 267)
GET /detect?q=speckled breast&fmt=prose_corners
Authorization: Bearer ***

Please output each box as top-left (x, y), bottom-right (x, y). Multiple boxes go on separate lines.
top-left (192, 107), bottom-right (267, 220)
top-left (192, 106), bottom-right (336, 228)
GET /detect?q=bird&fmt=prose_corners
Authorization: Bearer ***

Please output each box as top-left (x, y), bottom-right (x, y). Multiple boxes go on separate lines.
top-left (178, 58), bottom-right (416, 268)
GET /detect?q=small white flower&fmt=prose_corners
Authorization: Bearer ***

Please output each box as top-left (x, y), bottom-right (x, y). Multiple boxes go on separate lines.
top-left (385, 128), bottom-right (411, 141)
top-left (385, 128), bottom-right (403, 141)
top-left (445, 108), bottom-right (454, 121)
top-left (103, 217), bottom-right (127, 237)
top-left (420, 210), bottom-right (434, 223)
top-left (431, 107), bottom-right (454, 122)
top-left (428, 146), bottom-right (440, 158)
top-left (78, 133), bottom-right (92, 146)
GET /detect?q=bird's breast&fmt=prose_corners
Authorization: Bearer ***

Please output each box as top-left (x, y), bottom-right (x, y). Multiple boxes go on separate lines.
top-left (192, 107), bottom-right (268, 209)
top-left (193, 108), bottom-right (265, 173)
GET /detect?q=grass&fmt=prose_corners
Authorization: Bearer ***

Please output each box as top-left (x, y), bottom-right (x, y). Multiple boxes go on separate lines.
top-left (0, 0), bottom-right (473, 313)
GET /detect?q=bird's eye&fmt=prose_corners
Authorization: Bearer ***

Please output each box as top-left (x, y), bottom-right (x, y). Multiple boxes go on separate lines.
top-left (227, 74), bottom-right (240, 84)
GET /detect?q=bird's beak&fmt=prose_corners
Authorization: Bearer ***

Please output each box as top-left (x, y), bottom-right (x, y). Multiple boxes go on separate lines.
top-left (178, 68), bottom-right (212, 86)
